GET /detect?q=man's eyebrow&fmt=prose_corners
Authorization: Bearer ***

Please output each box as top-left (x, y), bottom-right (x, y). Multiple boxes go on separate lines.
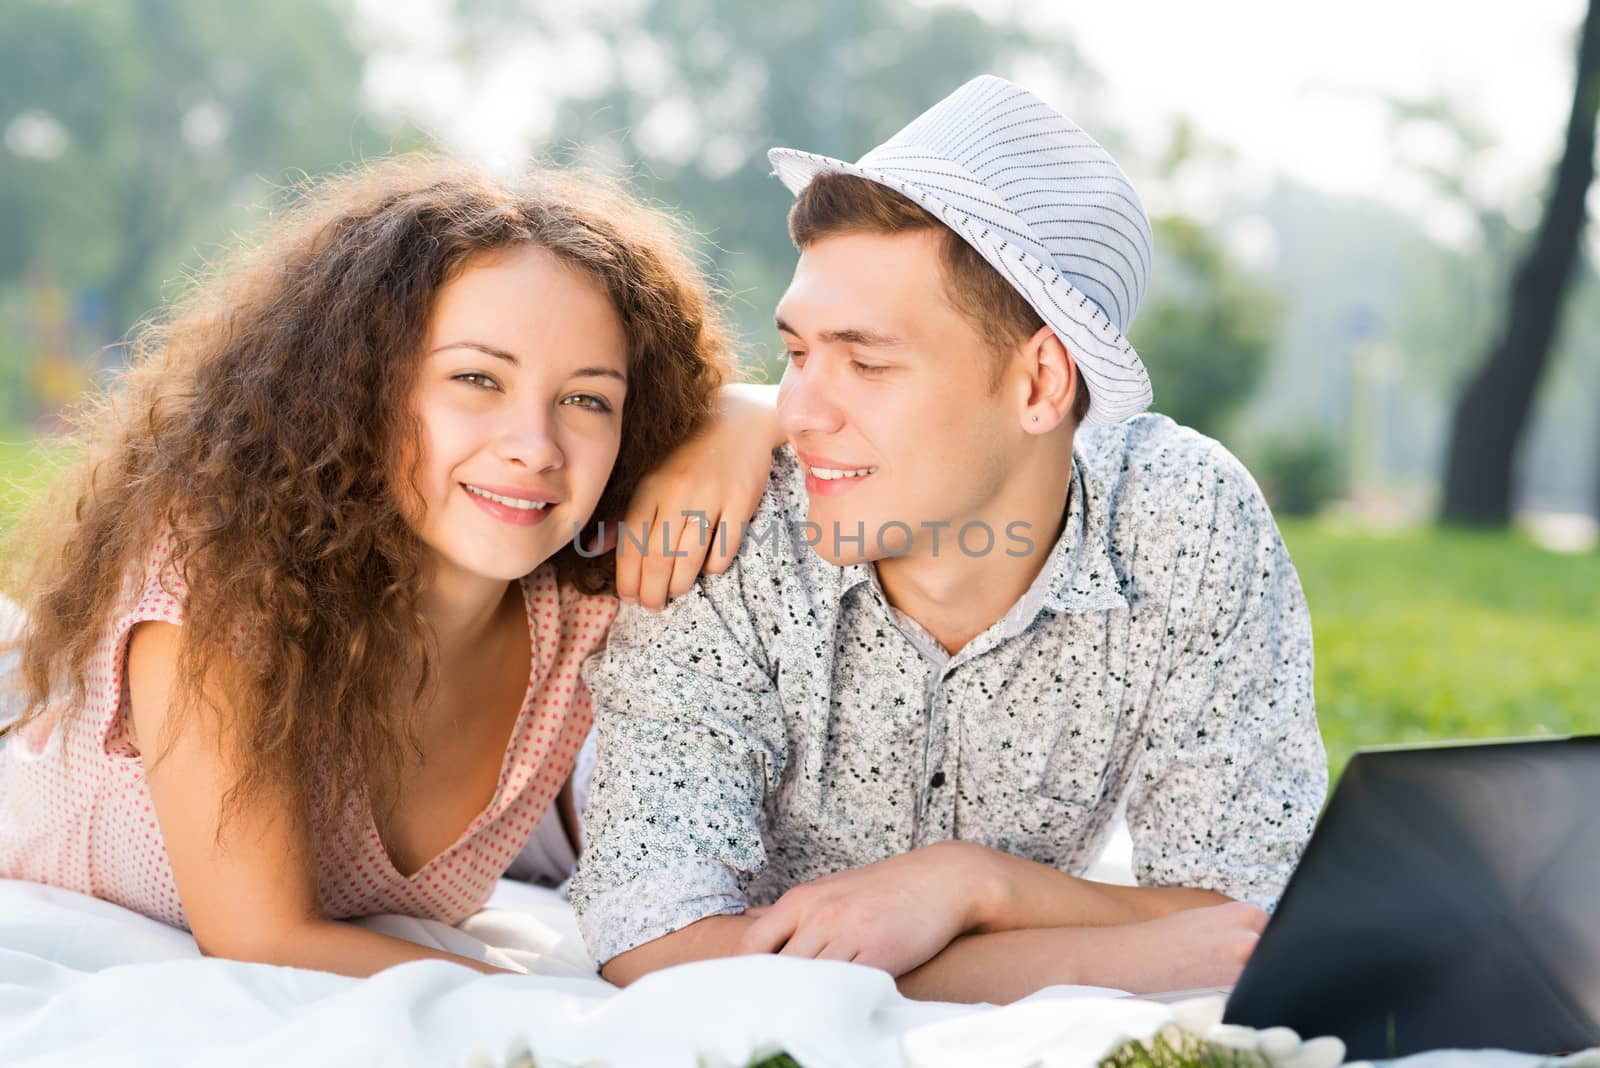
top-left (774, 316), bottom-right (903, 348)
top-left (431, 340), bottom-right (519, 365)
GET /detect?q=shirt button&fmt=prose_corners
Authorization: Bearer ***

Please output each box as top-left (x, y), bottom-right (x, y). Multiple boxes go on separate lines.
top-left (929, 771), bottom-right (946, 788)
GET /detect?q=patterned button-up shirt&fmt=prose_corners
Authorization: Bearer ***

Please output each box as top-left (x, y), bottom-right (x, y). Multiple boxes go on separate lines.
top-left (570, 414), bottom-right (1327, 966)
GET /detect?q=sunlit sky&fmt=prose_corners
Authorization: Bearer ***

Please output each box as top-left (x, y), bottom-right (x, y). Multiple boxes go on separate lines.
top-left (358, 0), bottom-right (1589, 244)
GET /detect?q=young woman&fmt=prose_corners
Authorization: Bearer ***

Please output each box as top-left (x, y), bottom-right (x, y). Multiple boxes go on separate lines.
top-left (0, 156), bottom-right (778, 977)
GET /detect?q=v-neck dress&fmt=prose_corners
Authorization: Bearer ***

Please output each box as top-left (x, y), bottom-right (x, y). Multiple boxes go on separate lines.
top-left (0, 537), bottom-right (617, 929)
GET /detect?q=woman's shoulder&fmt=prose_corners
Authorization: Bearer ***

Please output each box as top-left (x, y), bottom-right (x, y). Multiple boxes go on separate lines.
top-left (121, 534), bottom-right (189, 626)
top-left (527, 564), bottom-right (618, 654)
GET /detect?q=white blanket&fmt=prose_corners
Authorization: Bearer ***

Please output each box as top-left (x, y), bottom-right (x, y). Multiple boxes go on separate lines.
top-left (0, 875), bottom-right (1586, 1068)
top-left (0, 876), bottom-right (1124, 1067)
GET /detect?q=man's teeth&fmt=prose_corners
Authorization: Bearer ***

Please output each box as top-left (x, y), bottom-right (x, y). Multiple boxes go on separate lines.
top-left (464, 485), bottom-right (549, 510)
top-left (811, 466), bottom-right (878, 481)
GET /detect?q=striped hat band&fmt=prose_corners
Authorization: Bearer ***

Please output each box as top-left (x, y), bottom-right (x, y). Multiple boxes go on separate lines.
top-left (769, 74), bottom-right (1154, 426)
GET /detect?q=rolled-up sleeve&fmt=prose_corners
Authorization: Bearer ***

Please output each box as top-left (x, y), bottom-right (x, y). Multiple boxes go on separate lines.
top-left (569, 556), bottom-right (786, 967)
top-left (1125, 446), bottom-right (1328, 909)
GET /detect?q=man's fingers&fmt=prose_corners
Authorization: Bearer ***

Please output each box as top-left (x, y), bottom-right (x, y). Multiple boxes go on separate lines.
top-left (737, 908), bottom-right (797, 955)
top-left (776, 923), bottom-right (830, 959)
top-left (815, 940), bottom-right (856, 963)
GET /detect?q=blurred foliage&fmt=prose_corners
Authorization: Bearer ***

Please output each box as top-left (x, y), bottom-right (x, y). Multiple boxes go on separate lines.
top-left (1131, 215), bottom-right (1282, 438)
top-left (453, 0), bottom-right (1097, 373)
top-left (1254, 431), bottom-right (1346, 518)
top-left (1282, 518), bottom-right (1600, 785)
top-left (0, 0), bottom-right (1291, 446)
top-left (0, 0), bottom-right (399, 347)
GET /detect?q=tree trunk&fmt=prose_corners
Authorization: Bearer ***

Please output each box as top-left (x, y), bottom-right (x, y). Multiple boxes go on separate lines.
top-left (1440, 0), bottom-right (1600, 526)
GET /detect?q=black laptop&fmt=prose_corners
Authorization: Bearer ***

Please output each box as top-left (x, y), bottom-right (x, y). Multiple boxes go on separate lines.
top-left (1223, 735), bottom-right (1600, 1060)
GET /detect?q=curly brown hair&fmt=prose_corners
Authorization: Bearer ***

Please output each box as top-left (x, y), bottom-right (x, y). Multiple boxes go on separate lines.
top-left (0, 154), bottom-right (732, 825)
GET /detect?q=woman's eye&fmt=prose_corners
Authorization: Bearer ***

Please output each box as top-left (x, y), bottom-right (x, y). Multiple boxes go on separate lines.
top-left (562, 393), bottom-right (614, 413)
top-left (852, 361), bottom-right (886, 376)
top-left (453, 372), bottom-right (499, 390)
top-left (783, 349), bottom-right (806, 364)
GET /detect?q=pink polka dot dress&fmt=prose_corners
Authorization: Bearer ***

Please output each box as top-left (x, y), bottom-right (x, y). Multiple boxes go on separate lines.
top-left (0, 538), bottom-right (617, 930)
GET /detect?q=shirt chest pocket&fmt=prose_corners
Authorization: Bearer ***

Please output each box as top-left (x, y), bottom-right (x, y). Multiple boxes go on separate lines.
top-left (1037, 614), bottom-right (1135, 808)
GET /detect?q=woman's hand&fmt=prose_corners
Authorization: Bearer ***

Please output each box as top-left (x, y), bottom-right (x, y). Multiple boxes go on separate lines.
top-left (615, 382), bottom-right (783, 610)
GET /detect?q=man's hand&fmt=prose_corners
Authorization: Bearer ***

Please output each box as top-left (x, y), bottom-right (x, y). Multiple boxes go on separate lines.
top-left (1102, 899), bottom-right (1269, 992)
top-left (736, 841), bottom-right (985, 976)
top-left (896, 898), bottom-right (1270, 1002)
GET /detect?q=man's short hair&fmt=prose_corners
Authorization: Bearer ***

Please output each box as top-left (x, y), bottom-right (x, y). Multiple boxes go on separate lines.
top-left (787, 172), bottom-right (1092, 426)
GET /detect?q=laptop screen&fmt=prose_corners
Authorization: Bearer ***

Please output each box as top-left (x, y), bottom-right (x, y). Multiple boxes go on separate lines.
top-left (1224, 736), bottom-right (1600, 1059)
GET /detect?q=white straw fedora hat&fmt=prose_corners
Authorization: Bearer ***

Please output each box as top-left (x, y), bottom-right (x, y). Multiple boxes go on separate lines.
top-left (769, 75), bottom-right (1154, 426)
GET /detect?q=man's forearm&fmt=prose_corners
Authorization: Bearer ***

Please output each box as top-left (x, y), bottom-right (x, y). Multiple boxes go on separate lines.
top-left (895, 926), bottom-right (1117, 1003)
top-left (897, 902), bottom-right (1259, 1004)
top-left (599, 913), bottom-right (756, 986)
top-left (971, 845), bottom-right (1229, 931)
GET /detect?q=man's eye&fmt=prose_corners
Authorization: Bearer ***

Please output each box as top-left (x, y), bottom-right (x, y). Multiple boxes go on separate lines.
top-left (783, 349), bottom-right (806, 363)
top-left (453, 372), bottom-right (498, 390)
top-left (562, 393), bottom-right (614, 413)
top-left (853, 361), bottom-right (887, 376)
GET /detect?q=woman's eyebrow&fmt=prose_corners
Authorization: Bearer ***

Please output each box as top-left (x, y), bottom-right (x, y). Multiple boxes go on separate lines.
top-left (431, 340), bottom-right (519, 365)
top-left (572, 367), bottom-right (627, 384)
top-left (432, 342), bottom-right (625, 383)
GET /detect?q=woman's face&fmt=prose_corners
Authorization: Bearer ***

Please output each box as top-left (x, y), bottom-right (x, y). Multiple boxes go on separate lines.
top-left (402, 244), bottom-right (628, 588)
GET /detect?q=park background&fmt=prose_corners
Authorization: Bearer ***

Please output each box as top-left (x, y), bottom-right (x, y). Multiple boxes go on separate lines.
top-left (1, 0), bottom-right (1596, 784)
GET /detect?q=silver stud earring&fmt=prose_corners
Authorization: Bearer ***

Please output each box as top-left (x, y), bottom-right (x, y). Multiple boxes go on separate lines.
top-left (1031, 415), bottom-right (1039, 423)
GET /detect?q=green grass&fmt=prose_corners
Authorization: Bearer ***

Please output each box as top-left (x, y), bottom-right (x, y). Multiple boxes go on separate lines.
top-left (1, 431), bottom-right (1592, 793)
top-left (1281, 518), bottom-right (1600, 787)
top-left (1100, 1027), bottom-right (1269, 1068)
top-left (0, 428), bottom-right (79, 538)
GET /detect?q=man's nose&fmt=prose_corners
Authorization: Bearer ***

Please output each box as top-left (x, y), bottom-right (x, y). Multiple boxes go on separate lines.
top-left (778, 357), bottom-right (846, 439)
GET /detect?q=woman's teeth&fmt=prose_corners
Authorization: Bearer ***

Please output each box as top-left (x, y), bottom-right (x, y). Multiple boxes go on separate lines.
top-left (810, 466), bottom-right (878, 481)
top-left (464, 484), bottom-right (549, 510)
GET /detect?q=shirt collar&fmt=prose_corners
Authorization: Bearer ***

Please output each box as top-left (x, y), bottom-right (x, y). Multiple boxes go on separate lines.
top-left (1042, 446), bottom-right (1129, 616)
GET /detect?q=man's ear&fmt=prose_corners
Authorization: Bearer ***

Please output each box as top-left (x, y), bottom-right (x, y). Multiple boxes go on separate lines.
top-left (1018, 324), bottom-right (1078, 434)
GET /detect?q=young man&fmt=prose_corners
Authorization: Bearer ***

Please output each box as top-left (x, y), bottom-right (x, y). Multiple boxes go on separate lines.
top-left (569, 76), bottom-right (1327, 1002)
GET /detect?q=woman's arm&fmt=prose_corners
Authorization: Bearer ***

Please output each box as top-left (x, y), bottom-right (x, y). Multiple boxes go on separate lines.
top-left (127, 621), bottom-right (511, 978)
top-left (615, 382), bottom-right (783, 609)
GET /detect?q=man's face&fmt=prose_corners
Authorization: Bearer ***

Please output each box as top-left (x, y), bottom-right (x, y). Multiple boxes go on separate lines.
top-left (775, 229), bottom-right (1023, 567)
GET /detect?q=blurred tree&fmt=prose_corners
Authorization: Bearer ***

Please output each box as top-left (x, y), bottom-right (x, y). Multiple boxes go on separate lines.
top-left (1129, 214), bottom-right (1282, 438)
top-left (452, 0), bottom-right (1096, 374)
top-left (1128, 120), bottom-right (1282, 439)
top-left (1440, 0), bottom-right (1600, 526)
top-left (0, 0), bottom-right (395, 345)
